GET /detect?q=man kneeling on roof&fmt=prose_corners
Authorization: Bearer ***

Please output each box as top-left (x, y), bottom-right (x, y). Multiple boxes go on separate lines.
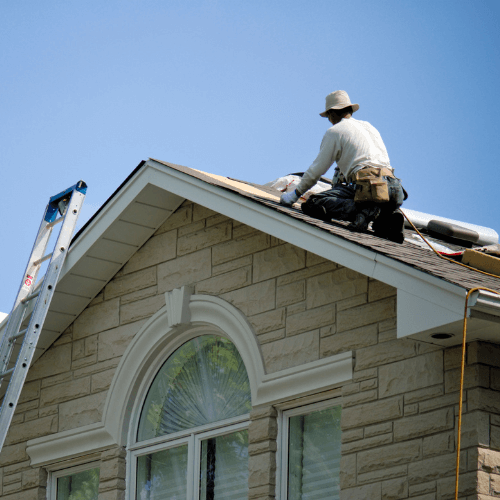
top-left (280, 90), bottom-right (407, 244)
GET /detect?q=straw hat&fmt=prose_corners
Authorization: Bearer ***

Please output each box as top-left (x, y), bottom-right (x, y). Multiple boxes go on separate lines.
top-left (319, 90), bottom-right (359, 117)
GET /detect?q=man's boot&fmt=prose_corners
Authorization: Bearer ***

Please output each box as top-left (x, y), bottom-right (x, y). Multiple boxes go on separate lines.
top-left (373, 208), bottom-right (405, 244)
top-left (349, 206), bottom-right (381, 232)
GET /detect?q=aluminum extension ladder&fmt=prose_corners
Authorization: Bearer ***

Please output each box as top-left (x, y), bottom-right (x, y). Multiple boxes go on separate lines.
top-left (0, 181), bottom-right (87, 453)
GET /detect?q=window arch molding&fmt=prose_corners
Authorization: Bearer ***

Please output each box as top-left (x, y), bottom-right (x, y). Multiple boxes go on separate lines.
top-left (102, 292), bottom-right (266, 448)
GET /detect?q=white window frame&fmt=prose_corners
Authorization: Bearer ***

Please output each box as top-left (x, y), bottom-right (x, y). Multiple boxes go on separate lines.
top-left (47, 461), bottom-right (100, 500)
top-left (130, 416), bottom-right (249, 500)
top-left (278, 397), bottom-right (342, 500)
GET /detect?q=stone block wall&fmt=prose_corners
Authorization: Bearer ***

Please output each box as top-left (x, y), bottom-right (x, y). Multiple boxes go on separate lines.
top-left (340, 340), bottom-right (500, 500)
top-left (1, 200), bottom-right (498, 499)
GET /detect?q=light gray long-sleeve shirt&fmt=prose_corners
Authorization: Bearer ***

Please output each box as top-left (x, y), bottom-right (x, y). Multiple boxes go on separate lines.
top-left (296, 118), bottom-right (392, 195)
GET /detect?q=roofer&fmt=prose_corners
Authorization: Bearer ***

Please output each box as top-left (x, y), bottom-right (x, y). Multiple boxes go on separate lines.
top-left (280, 90), bottom-right (407, 243)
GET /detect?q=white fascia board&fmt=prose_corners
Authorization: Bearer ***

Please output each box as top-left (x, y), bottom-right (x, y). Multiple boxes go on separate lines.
top-left (27, 422), bottom-right (116, 467)
top-left (145, 161), bottom-right (466, 306)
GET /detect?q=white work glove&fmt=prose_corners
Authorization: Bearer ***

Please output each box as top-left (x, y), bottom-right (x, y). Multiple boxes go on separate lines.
top-left (280, 190), bottom-right (300, 207)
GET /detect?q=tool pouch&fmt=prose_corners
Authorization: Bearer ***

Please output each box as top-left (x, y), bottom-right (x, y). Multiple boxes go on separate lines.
top-left (354, 167), bottom-right (391, 203)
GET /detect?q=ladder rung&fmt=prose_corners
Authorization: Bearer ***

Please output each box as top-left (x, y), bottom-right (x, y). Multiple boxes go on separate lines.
top-left (47, 217), bottom-right (64, 229)
top-left (8, 328), bottom-right (27, 342)
top-left (0, 367), bottom-right (14, 379)
top-left (21, 290), bottom-right (40, 304)
top-left (33, 253), bottom-right (53, 267)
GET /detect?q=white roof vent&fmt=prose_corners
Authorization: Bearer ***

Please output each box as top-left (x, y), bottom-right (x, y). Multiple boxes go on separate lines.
top-left (402, 208), bottom-right (498, 246)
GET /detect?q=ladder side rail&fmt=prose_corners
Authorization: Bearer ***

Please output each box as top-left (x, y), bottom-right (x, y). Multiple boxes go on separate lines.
top-left (0, 188), bottom-right (86, 452)
top-left (0, 218), bottom-right (55, 376)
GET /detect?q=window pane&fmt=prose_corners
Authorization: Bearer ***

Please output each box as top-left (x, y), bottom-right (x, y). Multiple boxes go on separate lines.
top-left (200, 430), bottom-right (249, 500)
top-left (136, 444), bottom-right (188, 500)
top-left (56, 467), bottom-right (99, 500)
top-left (138, 336), bottom-right (251, 441)
top-left (288, 406), bottom-right (341, 500)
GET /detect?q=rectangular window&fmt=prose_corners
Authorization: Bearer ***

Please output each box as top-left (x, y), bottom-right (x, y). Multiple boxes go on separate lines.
top-left (281, 401), bottom-right (341, 500)
top-left (50, 464), bottom-right (100, 500)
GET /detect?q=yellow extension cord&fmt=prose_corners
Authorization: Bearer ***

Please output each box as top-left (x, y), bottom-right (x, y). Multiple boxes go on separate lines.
top-left (401, 214), bottom-right (500, 499)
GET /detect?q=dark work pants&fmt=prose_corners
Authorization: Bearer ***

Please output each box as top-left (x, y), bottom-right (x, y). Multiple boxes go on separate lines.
top-left (301, 177), bottom-right (405, 223)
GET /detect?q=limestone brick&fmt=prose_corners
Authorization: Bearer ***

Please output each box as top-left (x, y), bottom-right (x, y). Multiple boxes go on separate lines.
top-left (419, 392), bottom-right (461, 413)
top-left (5, 415), bottom-right (57, 445)
top-left (456, 411), bottom-right (490, 449)
top-left (26, 344), bottom-right (71, 381)
top-left (39, 405), bottom-right (58, 418)
top-left (120, 285), bottom-right (158, 304)
top-left (40, 371), bottom-right (72, 388)
top-left (123, 230), bottom-right (176, 275)
top-left (342, 428), bottom-right (364, 443)
top-left (408, 480), bottom-right (436, 497)
top-left (58, 392), bottom-right (107, 432)
top-left (40, 377), bottom-right (90, 406)
top-left (91, 368), bottom-right (116, 393)
top-left (408, 451), bottom-right (465, 485)
top-left (72, 339), bottom-right (85, 360)
top-left (445, 364), bottom-right (490, 393)
top-left (21, 468), bottom-right (47, 489)
top-left (320, 324), bottom-right (336, 337)
top-left (468, 388), bottom-right (500, 414)
top-left (360, 378), bottom-right (377, 391)
top-left (378, 351), bottom-right (443, 398)
top-left (206, 214), bottom-right (231, 227)
top-left (491, 426), bottom-right (500, 450)
top-left (249, 418), bottom-right (278, 444)
top-left (353, 367), bottom-right (378, 382)
top-left (177, 221), bottom-right (231, 256)
top-left (306, 268), bottom-right (367, 309)
top-left (221, 280), bottom-right (276, 316)
top-left (248, 451), bottom-right (276, 488)
top-left (212, 255), bottom-right (252, 276)
top-left (73, 357), bottom-right (120, 378)
top-left (212, 232), bottom-right (270, 266)
top-left (253, 244), bottom-right (305, 282)
top-left (365, 422), bottom-right (393, 438)
top-left (341, 396), bottom-right (403, 430)
top-left (342, 389), bottom-right (378, 408)
top-left (73, 299), bottom-right (120, 339)
top-left (469, 342), bottom-right (500, 368)
top-left (96, 490), bottom-right (125, 500)
top-left (423, 431), bottom-right (454, 457)
top-left (98, 320), bottom-right (146, 361)
top-left (178, 220), bottom-right (205, 236)
top-left (248, 440), bottom-right (277, 455)
top-left (320, 323), bottom-right (377, 357)
top-left (305, 251), bottom-right (329, 267)
top-left (192, 204), bottom-right (218, 222)
top-left (195, 266), bottom-right (252, 295)
top-left (0, 488), bottom-right (47, 500)
top-left (381, 476), bottom-right (408, 500)
top-left (435, 469), bottom-right (476, 499)
top-left (248, 484), bottom-right (275, 499)
top-left (337, 296), bottom-right (395, 333)
top-left (232, 222), bottom-right (256, 238)
top-left (286, 303), bottom-right (334, 337)
top-left (157, 248), bottom-right (211, 292)
top-left (336, 293), bottom-right (367, 312)
top-left (257, 328), bottom-right (286, 344)
top-left (104, 267), bottom-right (156, 300)
top-left (18, 381), bottom-right (40, 404)
top-left (393, 408), bottom-right (454, 442)
top-left (286, 301), bottom-right (306, 315)
top-left (261, 330), bottom-right (319, 373)
top-left (340, 482), bottom-right (381, 500)
top-left (404, 403), bottom-right (419, 416)
top-left (155, 204), bottom-right (192, 234)
top-left (379, 328), bottom-right (398, 343)
top-left (404, 385), bottom-right (444, 405)
top-left (71, 353), bottom-right (97, 370)
top-left (276, 280), bottom-right (305, 307)
top-left (250, 406), bottom-right (277, 420)
top-left (342, 432), bottom-right (393, 454)
top-left (342, 382), bottom-right (360, 396)
top-left (355, 338), bottom-right (418, 370)
top-left (356, 464), bottom-right (408, 485)
top-left (120, 293), bottom-right (165, 324)
top-left (249, 309), bottom-right (286, 335)
top-left (276, 261), bottom-right (337, 286)
top-left (340, 454), bottom-right (356, 489)
top-left (357, 439), bottom-right (421, 474)
top-left (368, 280), bottom-right (396, 302)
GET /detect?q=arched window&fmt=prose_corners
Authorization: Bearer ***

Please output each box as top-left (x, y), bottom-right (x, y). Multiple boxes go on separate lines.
top-left (131, 335), bottom-right (252, 500)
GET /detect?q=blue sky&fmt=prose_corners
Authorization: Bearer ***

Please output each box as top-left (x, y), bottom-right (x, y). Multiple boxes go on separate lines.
top-left (1, 0), bottom-right (499, 313)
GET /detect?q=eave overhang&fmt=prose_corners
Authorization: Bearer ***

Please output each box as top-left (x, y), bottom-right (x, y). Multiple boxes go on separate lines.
top-left (2, 159), bottom-right (500, 367)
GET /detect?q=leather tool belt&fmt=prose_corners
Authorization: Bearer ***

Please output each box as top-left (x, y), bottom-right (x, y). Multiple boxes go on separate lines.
top-left (351, 166), bottom-right (394, 203)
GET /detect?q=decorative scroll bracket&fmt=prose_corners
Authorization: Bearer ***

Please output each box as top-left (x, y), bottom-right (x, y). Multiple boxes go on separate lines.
top-left (165, 286), bottom-right (194, 327)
